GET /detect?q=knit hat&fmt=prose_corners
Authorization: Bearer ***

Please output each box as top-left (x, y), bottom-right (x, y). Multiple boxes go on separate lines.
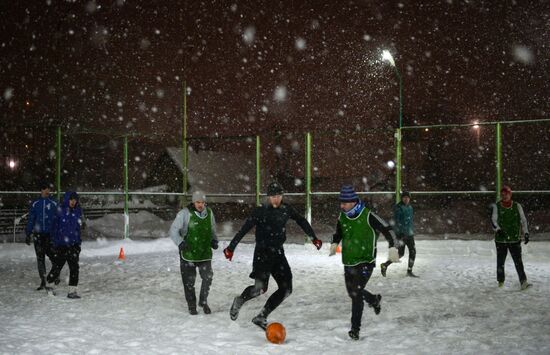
top-left (339, 185), bottom-right (359, 202)
top-left (401, 191), bottom-right (411, 198)
top-left (500, 186), bottom-right (512, 194)
top-left (267, 182), bottom-right (284, 196)
top-left (192, 190), bottom-right (206, 203)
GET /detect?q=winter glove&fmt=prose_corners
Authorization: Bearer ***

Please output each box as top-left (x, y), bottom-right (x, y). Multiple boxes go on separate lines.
top-left (211, 239), bottom-right (219, 250)
top-left (223, 247), bottom-right (234, 261)
top-left (312, 238), bottom-right (322, 250)
top-left (25, 233), bottom-right (32, 246)
top-left (178, 241), bottom-right (186, 253)
top-left (524, 233), bottom-right (529, 245)
top-left (329, 243), bottom-right (338, 256)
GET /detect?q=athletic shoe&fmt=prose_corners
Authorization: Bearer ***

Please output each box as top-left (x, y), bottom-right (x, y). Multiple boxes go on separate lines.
top-left (380, 263), bottom-right (387, 277)
top-left (348, 329), bottom-right (359, 340)
top-left (521, 281), bottom-right (532, 290)
top-left (407, 270), bottom-right (419, 278)
top-left (67, 292), bottom-right (81, 299)
top-left (202, 304), bottom-right (212, 314)
top-left (188, 308), bottom-right (198, 315)
top-left (230, 296), bottom-right (244, 321)
top-left (252, 314), bottom-right (267, 330)
top-left (369, 294), bottom-right (382, 315)
top-left (36, 280), bottom-right (46, 291)
top-left (498, 282), bottom-right (504, 288)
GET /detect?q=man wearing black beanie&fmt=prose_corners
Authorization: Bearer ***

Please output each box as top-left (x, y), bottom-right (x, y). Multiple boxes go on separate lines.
top-left (224, 181), bottom-right (323, 330)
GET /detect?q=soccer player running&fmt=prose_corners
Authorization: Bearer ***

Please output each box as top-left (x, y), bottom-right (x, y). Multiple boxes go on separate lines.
top-left (380, 191), bottom-right (418, 277)
top-left (329, 185), bottom-right (397, 340)
top-left (223, 182), bottom-right (323, 330)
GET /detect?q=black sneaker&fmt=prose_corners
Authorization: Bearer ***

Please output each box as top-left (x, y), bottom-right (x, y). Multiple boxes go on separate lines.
top-left (407, 270), bottom-right (419, 278)
top-left (189, 308), bottom-right (198, 315)
top-left (67, 292), bottom-right (81, 299)
top-left (369, 294), bottom-right (382, 315)
top-left (380, 263), bottom-right (387, 277)
top-left (36, 281), bottom-right (46, 291)
top-left (230, 296), bottom-right (244, 321)
top-left (202, 304), bottom-right (211, 314)
top-left (348, 329), bottom-right (359, 340)
top-left (252, 314), bottom-right (267, 330)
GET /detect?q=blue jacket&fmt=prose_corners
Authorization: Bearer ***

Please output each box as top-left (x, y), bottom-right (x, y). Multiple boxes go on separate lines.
top-left (26, 196), bottom-right (58, 236)
top-left (393, 202), bottom-right (414, 237)
top-left (52, 191), bottom-right (82, 247)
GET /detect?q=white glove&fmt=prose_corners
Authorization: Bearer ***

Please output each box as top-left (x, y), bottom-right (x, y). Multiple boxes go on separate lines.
top-left (388, 247), bottom-right (400, 262)
top-left (329, 243), bottom-right (338, 256)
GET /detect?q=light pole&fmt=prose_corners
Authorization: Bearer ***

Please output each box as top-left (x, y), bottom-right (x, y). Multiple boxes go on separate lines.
top-left (382, 49), bottom-right (404, 202)
top-left (382, 50), bottom-right (403, 129)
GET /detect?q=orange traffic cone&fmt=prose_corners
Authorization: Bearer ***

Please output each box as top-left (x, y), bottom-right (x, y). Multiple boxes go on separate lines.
top-left (118, 247), bottom-right (125, 261)
top-left (336, 245), bottom-right (342, 253)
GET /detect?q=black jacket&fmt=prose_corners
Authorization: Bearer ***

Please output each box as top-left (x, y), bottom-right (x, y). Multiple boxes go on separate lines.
top-left (228, 202), bottom-right (316, 251)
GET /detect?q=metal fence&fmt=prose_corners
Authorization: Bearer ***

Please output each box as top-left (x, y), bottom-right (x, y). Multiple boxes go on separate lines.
top-left (1, 118), bottom-right (549, 241)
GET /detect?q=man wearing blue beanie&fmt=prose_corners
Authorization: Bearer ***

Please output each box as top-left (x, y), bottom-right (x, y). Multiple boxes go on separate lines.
top-left (329, 184), bottom-right (397, 340)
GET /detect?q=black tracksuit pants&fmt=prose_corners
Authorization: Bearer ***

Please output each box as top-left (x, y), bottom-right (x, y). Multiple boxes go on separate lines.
top-left (239, 247), bottom-right (292, 317)
top-left (33, 233), bottom-right (54, 281)
top-left (180, 259), bottom-right (213, 310)
top-left (496, 242), bottom-right (527, 283)
top-left (385, 234), bottom-right (416, 270)
top-left (345, 262), bottom-right (377, 332)
top-left (47, 245), bottom-right (81, 286)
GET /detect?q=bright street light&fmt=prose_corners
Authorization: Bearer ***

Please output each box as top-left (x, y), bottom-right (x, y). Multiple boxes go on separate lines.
top-left (381, 50), bottom-right (395, 67)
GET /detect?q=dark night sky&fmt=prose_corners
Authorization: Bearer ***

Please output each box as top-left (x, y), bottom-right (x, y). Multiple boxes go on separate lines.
top-left (2, 1), bottom-right (549, 133)
top-left (1, 0), bottom-right (549, 190)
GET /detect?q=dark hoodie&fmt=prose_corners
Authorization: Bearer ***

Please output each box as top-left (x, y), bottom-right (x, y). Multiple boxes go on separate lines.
top-left (52, 191), bottom-right (82, 247)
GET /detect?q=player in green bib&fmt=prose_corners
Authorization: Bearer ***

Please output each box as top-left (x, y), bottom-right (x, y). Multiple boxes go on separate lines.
top-left (491, 186), bottom-right (531, 290)
top-left (169, 191), bottom-right (218, 314)
top-left (329, 185), bottom-right (397, 340)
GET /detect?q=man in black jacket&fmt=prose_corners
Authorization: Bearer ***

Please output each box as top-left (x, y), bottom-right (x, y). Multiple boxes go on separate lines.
top-left (223, 182), bottom-right (323, 330)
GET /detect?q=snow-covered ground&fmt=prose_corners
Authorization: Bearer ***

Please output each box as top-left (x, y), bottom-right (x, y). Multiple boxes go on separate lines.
top-left (1, 238), bottom-right (549, 354)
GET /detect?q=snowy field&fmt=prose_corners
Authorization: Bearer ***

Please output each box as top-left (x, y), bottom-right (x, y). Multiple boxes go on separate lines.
top-left (1, 238), bottom-right (550, 355)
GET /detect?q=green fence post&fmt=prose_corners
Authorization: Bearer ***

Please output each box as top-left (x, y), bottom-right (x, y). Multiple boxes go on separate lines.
top-left (123, 135), bottom-right (129, 239)
top-left (305, 132), bottom-right (312, 223)
top-left (256, 135), bottom-right (261, 206)
top-left (397, 68), bottom-right (403, 129)
top-left (56, 126), bottom-right (62, 201)
top-left (395, 128), bottom-right (402, 202)
top-left (495, 122), bottom-right (502, 201)
top-left (182, 81), bottom-right (188, 204)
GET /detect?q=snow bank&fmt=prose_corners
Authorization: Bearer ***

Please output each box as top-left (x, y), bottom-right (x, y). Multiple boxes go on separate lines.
top-left (86, 211), bottom-right (172, 239)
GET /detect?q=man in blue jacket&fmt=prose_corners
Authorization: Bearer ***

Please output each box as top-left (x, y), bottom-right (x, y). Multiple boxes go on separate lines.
top-left (25, 182), bottom-right (58, 290)
top-left (381, 191), bottom-right (417, 277)
top-left (46, 191), bottom-right (83, 299)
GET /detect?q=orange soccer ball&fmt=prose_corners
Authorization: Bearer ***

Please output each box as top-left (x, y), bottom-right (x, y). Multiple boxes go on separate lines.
top-left (265, 322), bottom-right (286, 344)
